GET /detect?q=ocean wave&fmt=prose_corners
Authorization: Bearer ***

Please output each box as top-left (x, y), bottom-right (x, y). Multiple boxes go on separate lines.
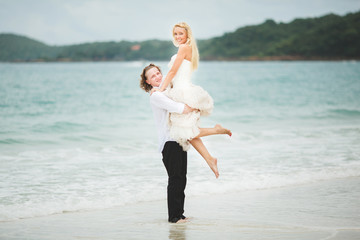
top-left (187, 165), bottom-right (360, 197)
top-left (32, 121), bottom-right (89, 133)
top-left (328, 108), bottom-right (360, 117)
top-left (0, 138), bottom-right (25, 145)
top-left (33, 100), bottom-right (56, 105)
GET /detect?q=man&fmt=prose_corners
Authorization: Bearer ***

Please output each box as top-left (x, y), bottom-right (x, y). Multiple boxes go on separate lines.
top-left (140, 63), bottom-right (195, 223)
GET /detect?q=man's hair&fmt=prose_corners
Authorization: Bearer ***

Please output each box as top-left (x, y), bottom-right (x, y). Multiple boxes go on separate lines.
top-left (139, 63), bottom-right (162, 92)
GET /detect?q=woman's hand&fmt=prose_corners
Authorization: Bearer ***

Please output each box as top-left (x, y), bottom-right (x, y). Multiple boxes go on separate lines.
top-left (150, 88), bottom-right (162, 95)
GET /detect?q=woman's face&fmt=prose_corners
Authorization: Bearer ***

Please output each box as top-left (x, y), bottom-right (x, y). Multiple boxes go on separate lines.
top-left (173, 27), bottom-right (188, 45)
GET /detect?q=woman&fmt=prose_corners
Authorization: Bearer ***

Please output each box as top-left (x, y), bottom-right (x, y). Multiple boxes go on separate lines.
top-left (152, 22), bottom-right (231, 178)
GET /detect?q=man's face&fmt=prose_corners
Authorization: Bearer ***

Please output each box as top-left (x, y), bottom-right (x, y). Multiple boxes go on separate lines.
top-left (145, 67), bottom-right (163, 87)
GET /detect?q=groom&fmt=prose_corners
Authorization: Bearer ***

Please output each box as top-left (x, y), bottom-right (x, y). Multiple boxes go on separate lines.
top-left (140, 63), bottom-right (195, 223)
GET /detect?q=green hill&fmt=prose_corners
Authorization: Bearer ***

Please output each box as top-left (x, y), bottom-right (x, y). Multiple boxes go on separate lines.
top-left (199, 11), bottom-right (360, 60)
top-left (0, 10), bottom-right (359, 62)
top-left (0, 34), bottom-right (176, 62)
top-left (55, 40), bottom-right (176, 61)
top-left (0, 33), bottom-right (61, 61)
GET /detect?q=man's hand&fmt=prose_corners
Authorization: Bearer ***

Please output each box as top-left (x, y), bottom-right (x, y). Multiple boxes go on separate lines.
top-left (183, 104), bottom-right (198, 114)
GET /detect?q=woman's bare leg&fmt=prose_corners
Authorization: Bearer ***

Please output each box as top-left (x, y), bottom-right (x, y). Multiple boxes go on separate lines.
top-left (190, 138), bottom-right (219, 178)
top-left (187, 124), bottom-right (231, 178)
top-left (195, 124), bottom-right (232, 138)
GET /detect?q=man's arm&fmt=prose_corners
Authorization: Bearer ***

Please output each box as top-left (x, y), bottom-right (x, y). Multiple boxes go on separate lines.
top-left (150, 92), bottom-right (195, 114)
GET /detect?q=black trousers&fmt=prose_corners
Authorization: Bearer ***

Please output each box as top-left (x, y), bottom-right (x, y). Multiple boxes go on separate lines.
top-left (162, 141), bottom-right (187, 223)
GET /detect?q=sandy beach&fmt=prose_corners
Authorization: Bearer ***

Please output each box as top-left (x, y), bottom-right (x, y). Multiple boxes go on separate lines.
top-left (1, 177), bottom-right (359, 240)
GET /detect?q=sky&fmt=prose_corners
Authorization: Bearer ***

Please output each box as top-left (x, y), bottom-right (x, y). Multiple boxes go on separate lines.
top-left (0, 0), bottom-right (359, 46)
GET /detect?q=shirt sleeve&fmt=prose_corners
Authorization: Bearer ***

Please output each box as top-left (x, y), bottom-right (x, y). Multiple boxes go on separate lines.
top-left (150, 92), bottom-right (185, 114)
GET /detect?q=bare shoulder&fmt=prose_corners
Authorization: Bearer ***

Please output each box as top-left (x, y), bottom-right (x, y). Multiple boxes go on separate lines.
top-left (179, 44), bottom-right (191, 51)
top-left (178, 44), bottom-right (192, 59)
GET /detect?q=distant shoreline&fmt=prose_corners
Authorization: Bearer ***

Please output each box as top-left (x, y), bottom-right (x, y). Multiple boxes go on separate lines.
top-left (1, 11), bottom-right (359, 62)
top-left (202, 56), bottom-right (360, 61)
top-left (2, 56), bottom-right (360, 63)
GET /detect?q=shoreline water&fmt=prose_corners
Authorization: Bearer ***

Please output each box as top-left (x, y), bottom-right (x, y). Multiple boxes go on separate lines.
top-left (1, 177), bottom-right (359, 240)
top-left (1, 61), bottom-right (359, 239)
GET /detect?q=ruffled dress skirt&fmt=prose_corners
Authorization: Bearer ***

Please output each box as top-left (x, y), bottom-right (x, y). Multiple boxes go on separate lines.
top-left (166, 84), bottom-right (214, 151)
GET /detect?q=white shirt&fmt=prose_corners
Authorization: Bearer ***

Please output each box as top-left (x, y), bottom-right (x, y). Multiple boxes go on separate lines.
top-left (149, 91), bottom-right (184, 152)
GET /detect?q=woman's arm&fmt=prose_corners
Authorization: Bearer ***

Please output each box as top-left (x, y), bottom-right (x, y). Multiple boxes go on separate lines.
top-left (159, 44), bottom-right (191, 92)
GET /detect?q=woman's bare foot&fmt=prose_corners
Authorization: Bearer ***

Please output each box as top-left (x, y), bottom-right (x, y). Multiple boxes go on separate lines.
top-left (215, 124), bottom-right (232, 137)
top-left (207, 157), bottom-right (219, 178)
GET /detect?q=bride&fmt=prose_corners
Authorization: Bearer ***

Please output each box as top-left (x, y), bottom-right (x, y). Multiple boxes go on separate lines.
top-left (152, 22), bottom-right (231, 178)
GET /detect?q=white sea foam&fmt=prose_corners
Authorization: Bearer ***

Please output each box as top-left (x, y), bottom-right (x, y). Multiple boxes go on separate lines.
top-left (1, 136), bottom-right (359, 221)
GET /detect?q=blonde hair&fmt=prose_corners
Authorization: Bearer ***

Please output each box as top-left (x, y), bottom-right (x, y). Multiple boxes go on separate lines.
top-left (172, 22), bottom-right (199, 70)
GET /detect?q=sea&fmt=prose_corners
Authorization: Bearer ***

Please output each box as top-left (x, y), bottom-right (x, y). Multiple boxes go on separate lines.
top-left (0, 60), bottom-right (359, 221)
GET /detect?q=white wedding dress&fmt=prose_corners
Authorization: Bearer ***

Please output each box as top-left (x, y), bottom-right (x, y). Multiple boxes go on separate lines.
top-left (165, 54), bottom-right (214, 151)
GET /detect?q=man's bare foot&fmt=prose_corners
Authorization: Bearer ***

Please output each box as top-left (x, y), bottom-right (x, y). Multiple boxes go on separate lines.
top-left (176, 219), bottom-right (188, 223)
top-left (207, 157), bottom-right (219, 178)
top-left (215, 124), bottom-right (232, 136)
